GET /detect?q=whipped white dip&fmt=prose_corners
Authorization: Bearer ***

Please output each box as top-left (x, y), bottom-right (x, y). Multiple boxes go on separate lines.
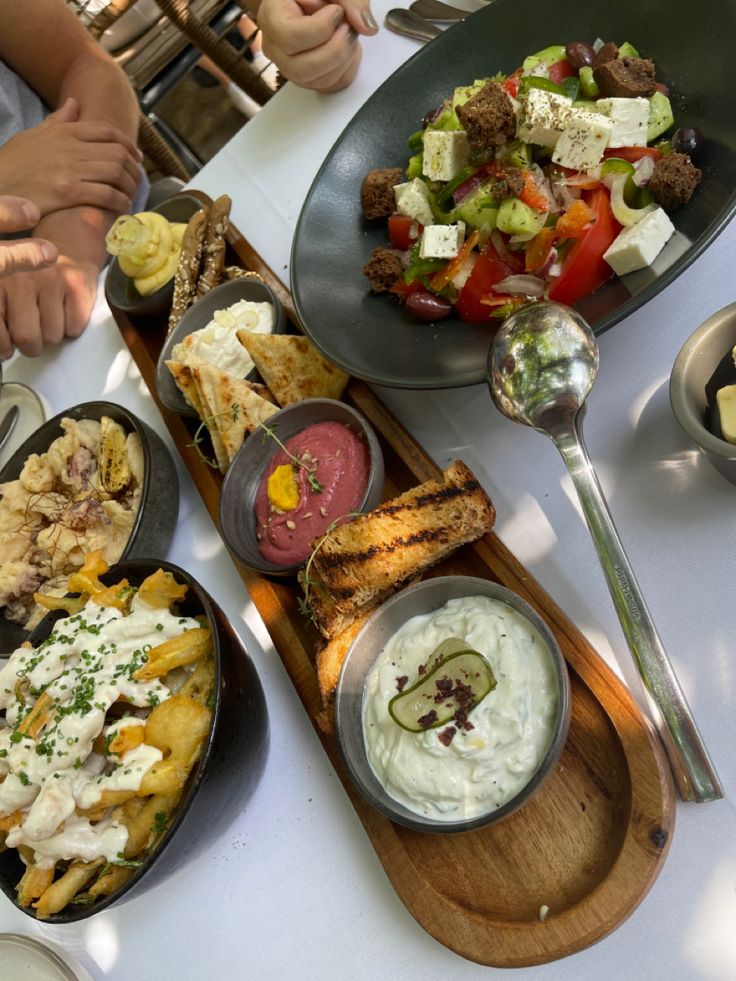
top-left (172, 298), bottom-right (274, 377)
top-left (363, 595), bottom-right (559, 822)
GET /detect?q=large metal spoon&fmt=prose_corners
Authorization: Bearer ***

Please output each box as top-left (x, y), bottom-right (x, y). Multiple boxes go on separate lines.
top-left (488, 301), bottom-right (722, 803)
top-left (385, 8), bottom-right (442, 42)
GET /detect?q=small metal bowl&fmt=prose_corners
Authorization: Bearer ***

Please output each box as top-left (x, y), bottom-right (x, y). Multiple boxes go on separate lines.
top-left (219, 399), bottom-right (385, 578)
top-left (156, 277), bottom-right (287, 417)
top-left (0, 558), bottom-right (269, 922)
top-left (104, 193), bottom-right (202, 318)
top-left (0, 401), bottom-right (179, 653)
top-left (670, 301), bottom-right (736, 485)
top-left (334, 576), bottom-right (571, 834)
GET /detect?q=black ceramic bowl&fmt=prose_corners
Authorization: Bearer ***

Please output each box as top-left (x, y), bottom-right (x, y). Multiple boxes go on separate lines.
top-left (156, 277), bottom-right (287, 417)
top-left (0, 557), bottom-right (269, 922)
top-left (292, 0), bottom-right (736, 388)
top-left (0, 401), bottom-right (179, 653)
top-left (219, 398), bottom-right (385, 577)
top-left (104, 193), bottom-right (202, 318)
top-left (335, 577), bottom-right (571, 834)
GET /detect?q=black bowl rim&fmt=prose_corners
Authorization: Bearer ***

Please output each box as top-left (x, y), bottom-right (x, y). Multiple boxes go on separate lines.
top-left (219, 397), bottom-right (385, 577)
top-left (1, 557), bottom-right (223, 923)
top-left (669, 300), bottom-right (736, 460)
top-left (334, 575), bottom-right (571, 834)
top-left (291, 0), bottom-right (736, 390)
top-left (105, 193), bottom-right (203, 313)
top-left (155, 276), bottom-right (288, 417)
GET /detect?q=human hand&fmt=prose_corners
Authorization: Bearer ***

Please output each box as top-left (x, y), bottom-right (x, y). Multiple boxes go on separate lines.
top-left (0, 196), bottom-right (58, 278)
top-left (0, 97), bottom-right (143, 219)
top-left (0, 255), bottom-right (98, 359)
top-left (258, 0), bottom-right (378, 92)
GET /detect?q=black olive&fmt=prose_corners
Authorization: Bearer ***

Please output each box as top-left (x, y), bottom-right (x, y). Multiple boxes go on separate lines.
top-left (405, 291), bottom-right (453, 322)
top-left (671, 127), bottom-right (705, 158)
top-left (565, 41), bottom-right (595, 71)
top-left (422, 105), bottom-right (444, 128)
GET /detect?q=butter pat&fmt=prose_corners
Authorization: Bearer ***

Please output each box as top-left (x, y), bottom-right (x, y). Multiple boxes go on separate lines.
top-left (422, 130), bottom-right (470, 182)
top-left (716, 385), bottom-right (736, 443)
top-left (394, 179), bottom-right (435, 227)
top-left (420, 222), bottom-right (466, 260)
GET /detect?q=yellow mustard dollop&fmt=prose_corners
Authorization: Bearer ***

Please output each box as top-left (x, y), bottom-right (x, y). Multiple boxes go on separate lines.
top-left (267, 464), bottom-right (300, 511)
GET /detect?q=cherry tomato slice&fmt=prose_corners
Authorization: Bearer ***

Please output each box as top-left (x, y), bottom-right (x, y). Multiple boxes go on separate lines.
top-left (602, 146), bottom-right (663, 163)
top-left (547, 59), bottom-right (575, 84)
top-left (388, 214), bottom-right (421, 251)
top-left (456, 244), bottom-right (520, 323)
top-left (548, 187), bottom-right (621, 306)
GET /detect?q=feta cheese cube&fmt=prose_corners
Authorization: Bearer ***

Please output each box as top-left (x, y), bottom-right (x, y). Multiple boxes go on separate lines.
top-left (516, 89), bottom-right (573, 148)
top-left (422, 130), bottom-right (470, 182)
top-left (596, 97), bottom-right (649, 147)
top-left (393, 179), bottom-right (435, 227)
top-left (419, 222), bottom-right (466, 260)
top-left (603, 207), bottom-right (675, 275)
top-left (552, 110), bottom-right (613, 171)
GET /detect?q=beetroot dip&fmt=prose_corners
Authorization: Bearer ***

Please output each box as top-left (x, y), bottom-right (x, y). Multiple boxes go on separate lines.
top-left (254, 421), bottom-right (370, 566)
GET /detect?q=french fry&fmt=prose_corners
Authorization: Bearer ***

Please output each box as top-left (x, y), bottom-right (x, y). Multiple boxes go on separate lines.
top-left (137, 569), bottom-right (188, 609)
top-left (0, 811), bottom-right (22, 832)
top-left (32, 593), bottom-right (86, 616)
top-left (67, 550), bottom-right (109, 596)
top-left (123, 793), bottom-right (178, 859)
top-left (78, 759), bottom-right (184, 816)
top-left (144, 695), bottom-right (211, 771)
top-left (88, 865), bottom-right (133, 898)
top-left (108, 725), bottom-right (145, 757)
top-left (179, 656), bottom-right (216, 706)
top-left (133, 628), bottom-right (212, 681)
top-left (17, 692), bottom-right (53, 740)
top-left (17, 863), bottom-right (55, 908)
top-left (34, 859), bottom-right (104, 920)
top-left (90, 580), bottom-right (131, 611)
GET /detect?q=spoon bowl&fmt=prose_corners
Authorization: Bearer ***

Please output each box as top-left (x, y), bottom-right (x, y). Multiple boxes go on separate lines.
top-left (487, 302), bottom-right (721, 803)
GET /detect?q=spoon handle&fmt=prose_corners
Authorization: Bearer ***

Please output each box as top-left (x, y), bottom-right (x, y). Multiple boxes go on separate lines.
top-left (385, 9), bottom-right (443, 42)
top-left (554, 416), bottom-right (723, 803)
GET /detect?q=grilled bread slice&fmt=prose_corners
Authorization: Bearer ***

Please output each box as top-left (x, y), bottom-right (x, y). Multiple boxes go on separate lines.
top-left (302, 460), bottom-right (495, 641)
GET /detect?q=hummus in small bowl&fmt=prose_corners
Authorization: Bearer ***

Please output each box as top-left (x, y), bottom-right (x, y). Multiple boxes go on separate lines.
top-left (219, 399), bottom-right (385, 577)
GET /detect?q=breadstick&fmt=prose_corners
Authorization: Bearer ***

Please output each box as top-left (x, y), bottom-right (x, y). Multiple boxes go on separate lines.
top-left (197, 194), bottom-right (231, 296)
top-left (224, 266), bottom-right (264, 283)
top-left (167, 207), bottom-right (208, 335)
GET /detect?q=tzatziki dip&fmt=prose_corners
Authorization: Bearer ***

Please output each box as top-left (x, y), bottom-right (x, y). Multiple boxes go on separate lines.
top-left (172, 298), bottom-right (274, 378)
top-left (363, 595), bottom-right (559, 822)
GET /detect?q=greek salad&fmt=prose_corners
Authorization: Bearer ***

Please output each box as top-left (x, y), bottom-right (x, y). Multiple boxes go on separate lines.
top-left (361, 39), bottom-right (703, 323)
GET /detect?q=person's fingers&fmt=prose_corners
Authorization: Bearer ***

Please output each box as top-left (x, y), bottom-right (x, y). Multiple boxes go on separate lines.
top-left (80, 159), bottom-right (140, 204)
top-left (71, 122), bottom-right (143, 164)
top-left (63, 272), bottom-right (95, 339)
top-left (339, 0), bottom-right (379, 36)
top-left (47, 96), bottom-right (79, 125)
top-left (273, 22), bottom-right (357, 86)
top-left (308, 38), bottom-right (362, 92)
top-left (38, 275), bottom-right (65, 348)
top-left (0, 239), bottom-right (57, 278)
top-left (0, 293), bottom-right (12, 360)
top-left (0, 196), bottom-right (40, 234)
top-left (262, 1), bottom-right (345, 56)
top-left (5, 277), bottom-right (44, 357)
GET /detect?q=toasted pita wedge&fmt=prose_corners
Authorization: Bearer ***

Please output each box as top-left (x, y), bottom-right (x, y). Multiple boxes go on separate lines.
top-left (236, 332), bottom-right (349, 406)
top-left (165, 361), bottom-right (206, 417)
top-left (192, 364), bottom-right (278, 464)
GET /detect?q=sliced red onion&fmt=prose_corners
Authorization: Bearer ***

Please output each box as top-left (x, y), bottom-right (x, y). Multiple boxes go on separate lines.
top-left (632, 155), bottom-right (655, 186)
top-left (449, 254), bottom-right (476, 290)
top-left (422, 104), bottom-right (445, 127)
top-left (490, 229), bottom-right (510, 260)
top-left (592, 37), bottom-right (605, 52)
top-left (492, 274), bottom-right (546, 297)
top-left (452, 171), bottom-right (488, 205)
top-left (548, 261), bottom-right (563, 277)
top-left (538, 246), bottom-right (559, 277)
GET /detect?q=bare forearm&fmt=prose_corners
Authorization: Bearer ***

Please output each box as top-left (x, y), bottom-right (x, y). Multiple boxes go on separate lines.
top-left (33, 206), bottom-right (112, 274)
top-left (56, 49), bottom-right (139, 142)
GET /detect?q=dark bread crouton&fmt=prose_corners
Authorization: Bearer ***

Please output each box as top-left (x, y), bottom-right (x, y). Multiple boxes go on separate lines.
top-left (360, 168), bottom-right (404, 220)
top-left (363, 247), bottom-right (404, 293)
top-left (593, 56), bottom-right (657, 98)
top-left (648, 152), bottom-right (702, 211)
top-left (455, 81), bottom-right (515, 152)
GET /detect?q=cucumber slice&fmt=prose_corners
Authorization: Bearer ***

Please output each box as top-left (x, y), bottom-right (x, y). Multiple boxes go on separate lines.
top-left (497, 197), bottom-right (542, 235)
top-left (647, 91), bottom-right (674, 142)
top-left (617, 41), bottom-right (639, 59)
top-left (388, 639), bottom-right (496, 733)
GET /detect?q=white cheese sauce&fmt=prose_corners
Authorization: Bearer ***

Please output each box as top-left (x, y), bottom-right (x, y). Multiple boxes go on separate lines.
top-left (363, 595), bottom-right (559, 822)
top-left (0, 593), bottom-right (200, 864)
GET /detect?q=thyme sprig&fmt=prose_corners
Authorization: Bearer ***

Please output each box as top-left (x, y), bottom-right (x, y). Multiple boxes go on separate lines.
top-left (258, 421), bottom-right (323, 494)
top-left (297, 511), bottom-right (361, 621)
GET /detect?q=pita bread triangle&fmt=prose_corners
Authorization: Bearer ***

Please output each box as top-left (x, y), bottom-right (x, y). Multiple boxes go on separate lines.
top-left (192, 363), bottom-right (278, 465)
top-left (236, 332), bottom-right (349, 406)
top-left (165, 361), bottom-right (206, 418)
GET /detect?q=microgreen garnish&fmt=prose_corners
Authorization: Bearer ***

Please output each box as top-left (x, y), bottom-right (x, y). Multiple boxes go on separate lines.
top-left (258, 421), bottom-right (323, 494)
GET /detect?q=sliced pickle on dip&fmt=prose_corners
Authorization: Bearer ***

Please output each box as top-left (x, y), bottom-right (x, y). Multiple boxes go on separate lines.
top-left (388, 638), bottom-right (496, 733)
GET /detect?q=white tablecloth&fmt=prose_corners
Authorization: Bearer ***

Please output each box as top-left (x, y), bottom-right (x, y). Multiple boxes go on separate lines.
top-left (1, 5), bottom-right (734, 978)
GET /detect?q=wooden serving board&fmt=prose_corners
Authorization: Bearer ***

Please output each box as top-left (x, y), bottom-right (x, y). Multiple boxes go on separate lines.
top-left (108, 191), bottom-right (675, 968)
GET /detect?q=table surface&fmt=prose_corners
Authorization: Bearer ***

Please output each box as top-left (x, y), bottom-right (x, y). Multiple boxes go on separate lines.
top-left (1, 5), bottom-right (735, 979)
